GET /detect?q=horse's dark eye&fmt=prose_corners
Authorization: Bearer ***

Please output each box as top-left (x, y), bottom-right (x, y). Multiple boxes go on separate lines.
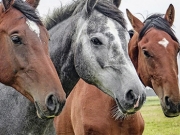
top-left (143, 49), bottom-right (151, 58)
top-left (91, 37), bottom-right (102, 45)
top-left (11, 35), bottom-right (22, 45)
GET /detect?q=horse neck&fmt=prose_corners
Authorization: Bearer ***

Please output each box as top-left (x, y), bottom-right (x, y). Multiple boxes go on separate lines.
top-left (0, 84), bottom-right (55, 135)
top-left (49, 15), bottom-right (80, 96)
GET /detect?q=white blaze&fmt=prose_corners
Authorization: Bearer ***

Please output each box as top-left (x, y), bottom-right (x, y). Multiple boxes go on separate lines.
top-left (26, 19), bottom-right (40, 38)
top-left (106, 18), bottom-right (121, 46)
top-left (158, 38), bottom-right (169, 48)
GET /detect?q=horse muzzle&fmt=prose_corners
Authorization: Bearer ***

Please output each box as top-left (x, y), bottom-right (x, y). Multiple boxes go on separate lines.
top-left (34, 94), bottom-right (66, 119)
top-left (115, 90), bottom-right (146, 114)
top-left (161, 97), bottom-right (179, 117)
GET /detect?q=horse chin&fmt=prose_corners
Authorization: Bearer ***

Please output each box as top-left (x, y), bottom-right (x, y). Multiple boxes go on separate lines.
top-left (161, 102), bottom-right (179, 117)
top-left (34, 101), bottom-right (56, 119)
top-left (112, 98), bottom-right (138, 120)
top-left (111, 106), bottom-right (137, 120)
top-left (162, 109), bottom-right (179, 118)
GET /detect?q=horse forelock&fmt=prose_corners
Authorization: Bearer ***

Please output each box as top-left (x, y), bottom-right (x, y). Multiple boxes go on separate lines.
top-left (44, 0), bottom-right (126, 30)
top-left (139, 14), bottom-right (178, 43)
top-left (94, 1), bottom-right (127, 29)
top-left (12, 0), bottom-right (42, 25)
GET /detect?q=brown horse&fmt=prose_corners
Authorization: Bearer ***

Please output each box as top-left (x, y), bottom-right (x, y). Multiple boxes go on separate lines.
top-left (127, 4), bottom-right (180, 117)
top-left (0, 0), bottom-right (66, 119)
top-left (54, 79), bottom-right (144, 135)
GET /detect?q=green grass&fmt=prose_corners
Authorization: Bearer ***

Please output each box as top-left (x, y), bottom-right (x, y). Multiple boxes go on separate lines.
top-left (141, 96), bottom-right (180, 135)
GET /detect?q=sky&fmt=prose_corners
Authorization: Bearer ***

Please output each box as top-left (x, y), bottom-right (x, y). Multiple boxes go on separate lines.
top-left (36, 0), bottom-right (180, 38)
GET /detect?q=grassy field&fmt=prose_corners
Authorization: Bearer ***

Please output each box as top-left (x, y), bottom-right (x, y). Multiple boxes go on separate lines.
top-left (141, 96), bottom-right (180, 135)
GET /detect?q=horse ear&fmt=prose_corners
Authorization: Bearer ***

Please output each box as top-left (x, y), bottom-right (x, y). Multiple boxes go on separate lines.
top-left (164, 4), bottom-right (175, 26)
top-left (2, 0), bottom-right (14, 11)
top-left (126, 9), bottom-right (144, 33)
top-left (26, 0), bottom-right (40, 9)
top-left (113, 0), bottom-right (121, 8)
top-left (85, 0), bottom-right (98, 16)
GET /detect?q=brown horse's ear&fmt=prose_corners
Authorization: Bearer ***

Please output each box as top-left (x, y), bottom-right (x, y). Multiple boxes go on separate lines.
top-left (126, 9), bottom-right (144, 34)
top-left (113, 0), bottom-right (121, 8)
top-left (26, 0), bottom-right (40, 9)
top-left (164, 4), bottom-right (175, 26)
top-left (2, 0), bottom-right (14, 11)
top-left (128, 31), bottom-right (139, 70)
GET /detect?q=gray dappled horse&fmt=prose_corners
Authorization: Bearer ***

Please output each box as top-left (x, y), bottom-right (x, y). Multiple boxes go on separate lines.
top-left (47, 0), bottom-right (146, 113)
top-left (0, 0), bottom-right (146, 134)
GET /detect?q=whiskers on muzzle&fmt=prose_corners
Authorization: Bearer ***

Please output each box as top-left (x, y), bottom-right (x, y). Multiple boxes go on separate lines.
top-left (111, 105), bottom-right (129, 120)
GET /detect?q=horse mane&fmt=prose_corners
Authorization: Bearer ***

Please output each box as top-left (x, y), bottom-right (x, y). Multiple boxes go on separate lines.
top-left (44, 0), bottom-right (81, 30)
top-left (12, 0), bottom-right (42, 25)
top-left (44, 0), bottom-right (127, 30)
top-left (139, 14), bottom-right (178, 43)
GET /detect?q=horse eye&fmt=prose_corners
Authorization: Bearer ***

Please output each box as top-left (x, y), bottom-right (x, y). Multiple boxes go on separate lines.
top-left (91, 37), bottom-right (102, 45)
top-left (11, 35), bottom-right (22, 45)
top-left (143, 49), bottom-right (151, 58)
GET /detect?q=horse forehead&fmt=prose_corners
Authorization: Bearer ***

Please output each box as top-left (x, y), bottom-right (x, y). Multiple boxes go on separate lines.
top-left (105, 18), bottom-right (129, 49)
top-left (0, 8), bottom-right (27, 31)
top-left (158, 38), bottom-right (169, 48)
top-left (26, 19), bottom-right (40, 38)
top-left (105, 19), bottom-right (120, 41)
top-left (87, 13), bottom-right (107, 33)
top-left (0, 8), bottom-right (22, 23)
top-left (144, 29), bottom-right (176, 49)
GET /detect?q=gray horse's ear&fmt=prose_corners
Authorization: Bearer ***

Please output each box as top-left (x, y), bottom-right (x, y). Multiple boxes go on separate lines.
top-left (26, 0), bottom-right (40, 9)
top-left (85, 0), bottom-right (98, 16)
top-left (113, 0), bottom-right (121, 8)
top-left (164, 4), bottom-right (175, 27)
top-left (2, 0), bottom-right (14, 11)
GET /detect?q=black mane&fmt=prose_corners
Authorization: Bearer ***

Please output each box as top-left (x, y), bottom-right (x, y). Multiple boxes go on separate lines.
top-left (95, 1), bottom-right (126, 29)
top-left (44, 0), bottom-right (126, 30)
top-left (139, 14), bottom-right (178, 43)
top-left (13, 0), bottom-right (42, 25)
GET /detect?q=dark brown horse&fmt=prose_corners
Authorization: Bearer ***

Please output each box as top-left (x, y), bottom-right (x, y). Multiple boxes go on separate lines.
top-left (54, 79), bottom-right (144, 135)
top-left (0, 0), bottom-right (66, 119)
top-left (127, 4), bottom-right (180, 117)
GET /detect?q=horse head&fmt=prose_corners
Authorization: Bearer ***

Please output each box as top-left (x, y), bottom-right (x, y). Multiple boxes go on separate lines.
top-left (127, 4), bottom-right (180, 117)
top-left (0, 0), bottom-right (66, 119)
top-left (72, 0), bottom-right (146, 118)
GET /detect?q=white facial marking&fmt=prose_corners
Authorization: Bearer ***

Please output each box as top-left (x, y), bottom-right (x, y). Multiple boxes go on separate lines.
top-left (26, 19), bottom-right (40, 38)
top-left (106, 19), bottom-right (133, 68)
top-left (158, 38), bottom-right (169, 48)
top-left (106, 18), bottom-right (122, 46)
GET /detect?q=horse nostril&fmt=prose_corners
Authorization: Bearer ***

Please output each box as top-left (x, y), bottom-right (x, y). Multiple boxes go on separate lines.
top-left (125, 90), bottom-right (137, 103)
top-left (142, 93), bottom-right (146, 103)
top-left (46, 94), bottom-right (57, 112)
top-left (165, 96), bottom-right (170, 109)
